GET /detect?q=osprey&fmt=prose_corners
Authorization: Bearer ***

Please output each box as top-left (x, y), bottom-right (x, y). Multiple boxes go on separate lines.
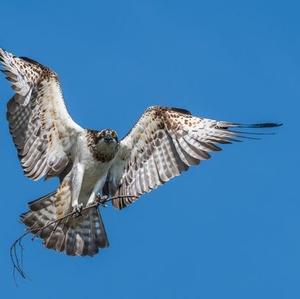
top-left (0, 49), bottom-right (280, 256)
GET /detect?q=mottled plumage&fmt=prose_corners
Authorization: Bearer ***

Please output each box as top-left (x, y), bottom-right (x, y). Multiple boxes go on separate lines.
top-left (0, 48), bottom-right (280, 256)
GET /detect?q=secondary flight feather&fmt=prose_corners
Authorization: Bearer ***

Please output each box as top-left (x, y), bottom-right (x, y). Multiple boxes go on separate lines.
top-left (0, 48), bottom-right (281, 256)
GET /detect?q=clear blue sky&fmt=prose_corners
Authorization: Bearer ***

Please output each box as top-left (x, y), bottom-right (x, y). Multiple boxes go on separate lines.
top-left (0, 1), bottom-right (297, 298)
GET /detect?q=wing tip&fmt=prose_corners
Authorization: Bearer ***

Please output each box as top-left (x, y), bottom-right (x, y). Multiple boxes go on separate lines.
top-left (236, 122), bottom-right (283, 129)
top-left (0, 48), bottom-right (9, 63)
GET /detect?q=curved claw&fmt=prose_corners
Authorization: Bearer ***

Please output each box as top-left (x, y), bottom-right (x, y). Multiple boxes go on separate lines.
top-left (96, 194), bottom-right (109, 207)
top-left (72, 203), bottom-right (83, 218)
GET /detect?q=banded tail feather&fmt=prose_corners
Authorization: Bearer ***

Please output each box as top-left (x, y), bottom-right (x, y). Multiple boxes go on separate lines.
top-left (20, 192), bottom-right (109, 256)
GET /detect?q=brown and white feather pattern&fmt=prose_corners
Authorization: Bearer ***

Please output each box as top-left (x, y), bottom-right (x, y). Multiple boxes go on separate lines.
top-left (0, 49), bottom-right (280, 256)
top-left (21, 174), bottom-right (108, 256)
top-left (106, 106), bottom-right (278, 209)
top-left (0, 49), bottom-right (83, 180)
top-left (0, 49), bottom-right (111, 256)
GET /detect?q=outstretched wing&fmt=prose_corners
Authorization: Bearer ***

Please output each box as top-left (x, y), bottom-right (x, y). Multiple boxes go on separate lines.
top-left (0, 49), bottom-right (84, 180)
top-left (104, 106), bottom-right (280, 209)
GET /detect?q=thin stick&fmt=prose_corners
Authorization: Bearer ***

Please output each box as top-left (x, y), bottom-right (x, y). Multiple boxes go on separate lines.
top-left (10, 195), bottom-right (137, 283)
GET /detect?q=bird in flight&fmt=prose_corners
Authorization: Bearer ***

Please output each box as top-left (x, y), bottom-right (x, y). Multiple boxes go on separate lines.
top-left (0, 48), bottom-right (280, 256)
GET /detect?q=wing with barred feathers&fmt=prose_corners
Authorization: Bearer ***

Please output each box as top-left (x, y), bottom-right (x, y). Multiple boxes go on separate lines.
top-left (0, 48), bottom-right (84, 180)
top-left (104, 106), bottom-right (280, 209)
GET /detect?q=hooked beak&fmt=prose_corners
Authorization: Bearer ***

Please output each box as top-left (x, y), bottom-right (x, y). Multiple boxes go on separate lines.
top-left (104, 136), bottom-right (114, 144)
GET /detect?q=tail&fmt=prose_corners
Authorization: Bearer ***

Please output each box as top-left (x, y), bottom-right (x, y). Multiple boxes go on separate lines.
top-left (20, 192), bottom-right (109, 256)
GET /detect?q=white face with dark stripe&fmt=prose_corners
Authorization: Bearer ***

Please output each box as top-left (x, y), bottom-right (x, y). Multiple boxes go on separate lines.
top-left (93, 129), bottom-right (119, 158)
top-left (96, 129), bottom-right (118, 145)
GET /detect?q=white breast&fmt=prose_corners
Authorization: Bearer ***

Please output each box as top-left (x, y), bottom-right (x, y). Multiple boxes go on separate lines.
top-left (77, 135), bottom-right (114, 196)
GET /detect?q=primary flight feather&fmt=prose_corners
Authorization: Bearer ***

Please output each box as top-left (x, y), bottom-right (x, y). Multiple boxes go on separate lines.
top-left (0, 48), bottom-right (280, 256)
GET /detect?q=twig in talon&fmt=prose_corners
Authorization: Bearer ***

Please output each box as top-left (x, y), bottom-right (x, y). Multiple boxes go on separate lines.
top-left (72, 203), bottom-right (84, 218)
top-left (10, 194), bottom-right (138, 282)
top-left (96, 195), bottom-right (109, 207)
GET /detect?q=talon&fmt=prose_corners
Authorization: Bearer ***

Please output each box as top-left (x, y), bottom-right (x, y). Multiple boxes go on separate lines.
top-left (72, 203), bottom-right (83, 217)
top-left (96, 194), bottom-right (109, 205)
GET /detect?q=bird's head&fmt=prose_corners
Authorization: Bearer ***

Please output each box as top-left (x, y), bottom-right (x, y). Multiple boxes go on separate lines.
top-left (95, 129), bottom-right (119, 152)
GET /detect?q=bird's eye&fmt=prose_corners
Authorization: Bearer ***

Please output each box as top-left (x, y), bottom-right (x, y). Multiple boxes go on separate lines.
top-left (111, 131), bottom-right (116, 138)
